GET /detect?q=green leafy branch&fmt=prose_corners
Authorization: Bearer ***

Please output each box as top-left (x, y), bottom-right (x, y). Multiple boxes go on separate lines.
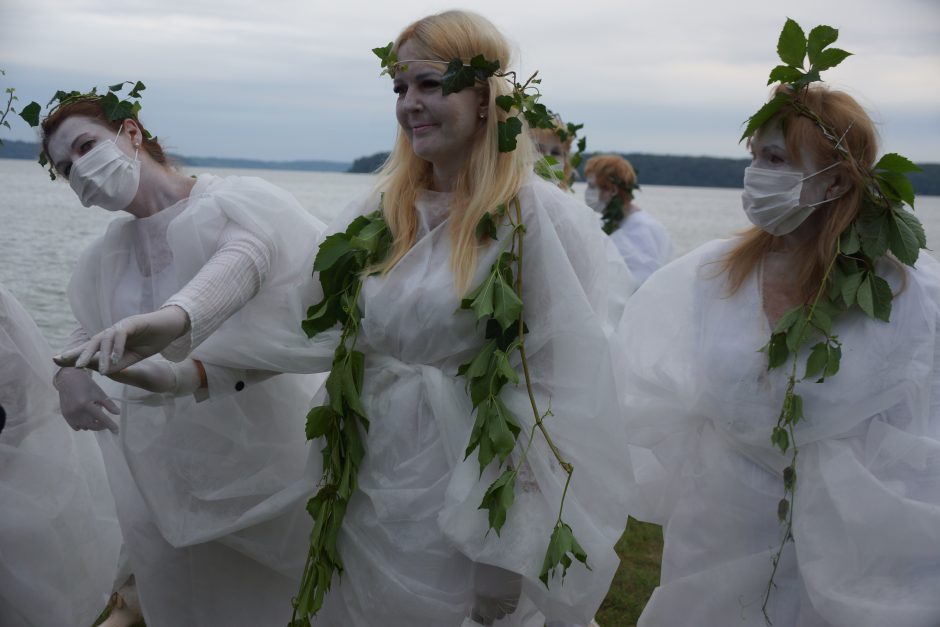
top-left (532, 118), bottom-right (587, 190)
top-left (743, 18), bottom-right (926, 625)
top-left (0, 70), bottom-right (19, 148)
top-left (598, 175), bottom-right (640, 235)
top-left (19, 80), bottom-right (148, 179)
top-left (459, 199), bottom-right (588, 586)
top-left (741, 18), bottom-right (851, 142)
top-left (291, 209), bottom-right (392, 625)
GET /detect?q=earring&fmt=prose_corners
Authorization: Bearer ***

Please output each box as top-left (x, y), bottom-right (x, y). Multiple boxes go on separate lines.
top-left (479, 112), bottom-right (486, 119)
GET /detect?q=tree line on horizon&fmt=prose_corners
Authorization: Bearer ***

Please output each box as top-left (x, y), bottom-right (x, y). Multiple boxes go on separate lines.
top-left (2, 139), bottom-right (937, 195)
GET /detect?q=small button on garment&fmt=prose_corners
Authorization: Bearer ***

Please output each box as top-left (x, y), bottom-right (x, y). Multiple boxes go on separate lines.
top-left (234, 381), bottom-right (245, 391)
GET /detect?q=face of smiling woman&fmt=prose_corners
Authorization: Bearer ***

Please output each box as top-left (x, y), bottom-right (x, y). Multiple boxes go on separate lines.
top-left (393, 40), bottom-right (487, 190)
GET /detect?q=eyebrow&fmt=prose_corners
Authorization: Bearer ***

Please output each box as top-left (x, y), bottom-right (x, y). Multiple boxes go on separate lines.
top-left (54, 132), bottom-right (92, 172)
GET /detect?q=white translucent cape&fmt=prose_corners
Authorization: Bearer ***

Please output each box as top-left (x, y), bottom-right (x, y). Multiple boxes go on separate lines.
top-left (229, 176), bottom-right (637, 625)
top-left (0, 283), bottom-right (121, 627)
top-left (67, 174), bottom-right (327, 626)
top-left (616, 239), bottom-right (940, 627)
top-left (607, 209), bottom-right (674, 285)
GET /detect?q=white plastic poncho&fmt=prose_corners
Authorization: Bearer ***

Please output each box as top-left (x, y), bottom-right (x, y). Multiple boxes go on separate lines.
top-left (607, 209), bottom-right (673, 285)
top-left (0, 283), bottom-right (121, 627)
top-left (218, 176), bottom-right (637, 625)
top-left (66, 174), bottom-right (327, 626)
top-left (617, 238), bottom-right (940, 627)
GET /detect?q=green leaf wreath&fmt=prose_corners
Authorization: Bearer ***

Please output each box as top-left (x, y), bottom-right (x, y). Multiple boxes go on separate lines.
top-left (741, 18), bottom-right (925, 625)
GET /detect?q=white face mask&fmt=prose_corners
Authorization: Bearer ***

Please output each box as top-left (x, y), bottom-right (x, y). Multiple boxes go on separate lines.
top-left (741, 162), bottom-right (840, 235)
top-left (584, 186), bottom-right (605, 213)
top-left (69, 127), bottom-right (141, 212)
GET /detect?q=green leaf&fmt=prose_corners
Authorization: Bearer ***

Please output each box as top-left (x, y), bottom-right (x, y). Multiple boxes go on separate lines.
top-left (461, 271), bottom-right (498, 321)
top-left (870, 273), bottom-right (893, 322)
top-left (493, 349), bottom-right (520, 386)
top-left (782, 465), bottom-right (797, 491)
top-left (894, 207), bottom-right (927, 248)
top-left (806, 25), bottom-right (839, 66)
top-left (766, 333), bottom-right (790, 369)
top-left (128, 80), bottom-right (146, 98)
top-left (305, 405), bottom-right (337, 439)
top-left (875, 152), bottom-right (921, 175)
top-left (740, 93), bottom-right (788, 142)
top-left (314, 233), bottom-right (353, 272)
top-left (773, 305), bottom-right (805, 334)
top-left (767, 65), bottom-right (804, 86)
top-left (494, 94), bottom-right (515, 113)
top-left (539, 522), bottom-right (590, 586)
top-left (492, 275), bottom-right (523, 330)
top-left (771, 426), bottom-right (790, 453)
top-left (839, 225), bottom-right (860, 255)
top-left (777, 18), bottom-right (807, 68)
top-left (803, 342), bottom-right (828, 380)
top-left (108, 82), bottom-right (126, 92)
top-left (441, 58), bottom-right (478, 95)
top-left (878, 171), bottom-right (916, 208)
top-left (777, 497), bottom-right (790, 522)
top-left (785, 311), bottom-right (810, 353)
top-left (840, 271), bottom-right (864, 308)
top-left (857, 202), bottom-right (889, 259)
top-left (341, 358), bottom-right (367, 417)
top-left (887, 210), bottom-right (921, 266)
top-left (475, 212), bottom-right (499, 241)
top-left (373, 41), bottom-right (397, 77)
top-left (302, 295), bottom-right (340, 337)
top-left (785, 393), bottom-right (804, 425)
top-left (824, 343), bottom-right (841, 378)
top-left (18, 101), bottom-right (40, 127)
top-left (497, 117), bottom-right (523, 152)
top-left (469, 54), bottom-right (500, 78)
top-left (349, 219), bottom-right (389, 254)
top-left (479, 468), bottom-right (517, 534)
top-left (811, 47), bottom-right (851, 72)
top-left (856, 273), bottom-right (875, 318)
top-left (458, 339), bottom-right (498, 380)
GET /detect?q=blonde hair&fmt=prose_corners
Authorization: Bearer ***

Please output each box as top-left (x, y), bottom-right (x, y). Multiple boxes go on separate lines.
top-left (721, 84), bottom-right (879, 299)
top-left (584, 154), bottom-right (637, 203)
top-left (374, 10), bottom-right (535, 294)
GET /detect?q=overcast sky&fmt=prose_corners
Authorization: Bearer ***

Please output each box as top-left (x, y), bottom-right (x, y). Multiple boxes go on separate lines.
top-left (2, 0), bottom-right (938, 164)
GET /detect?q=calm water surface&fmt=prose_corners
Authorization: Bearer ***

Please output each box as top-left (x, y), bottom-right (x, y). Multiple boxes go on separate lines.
top-left (1, 157), bottom-right (938, 348)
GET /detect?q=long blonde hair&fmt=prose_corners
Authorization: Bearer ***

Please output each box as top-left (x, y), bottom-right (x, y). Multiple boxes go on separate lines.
top-left (721, 85), bottom-right (879, 299)
top-left (374, 10), bottom-right (535, 294)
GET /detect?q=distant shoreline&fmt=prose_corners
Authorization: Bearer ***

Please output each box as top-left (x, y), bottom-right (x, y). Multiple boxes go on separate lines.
top-left (3, 140), bottom-right (938, 195)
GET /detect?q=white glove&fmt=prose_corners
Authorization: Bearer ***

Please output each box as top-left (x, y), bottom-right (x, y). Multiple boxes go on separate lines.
top-left (54, 367), bottom-right (120, 433)
top-left (467, 563), bottom-right (522, 625)
top-left (53, 306), bottom-right (190, 375)
top-left (107, 357), bottom-right (204, 396)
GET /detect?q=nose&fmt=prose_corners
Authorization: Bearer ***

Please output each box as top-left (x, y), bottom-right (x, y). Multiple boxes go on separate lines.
top-left (402, 88), bottom-right (424, 113)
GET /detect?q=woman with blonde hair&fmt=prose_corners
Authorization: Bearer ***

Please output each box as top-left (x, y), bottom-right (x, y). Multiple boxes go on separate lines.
top-left (62, 10), bottom-right (637, 626)
top-left (584, 154), bottom-right (673, 285)
top-left (531, 116), bottom-right (573, 189)
top-left (617, 31), bottom-right (940, 627)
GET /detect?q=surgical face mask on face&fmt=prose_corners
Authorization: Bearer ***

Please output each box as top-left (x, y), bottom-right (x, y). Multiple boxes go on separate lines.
top-left (584, 186), bottom-right (605, 213)
top-left (741, 162), bottom-right (840, 236)
top-left (69, 126), bottom-right (141, 212)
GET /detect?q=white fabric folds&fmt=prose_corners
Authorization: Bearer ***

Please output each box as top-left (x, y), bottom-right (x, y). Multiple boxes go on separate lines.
top-left (0, 283), bottom-right (121, 627)
top-left (607, 209), bottom-right (674, 285)
top-left (255, 176), bottom-right (638, 625)
top-left (66, 174), bottom-right (327, 626)
top-left (616, 238), bottom-right (940, 627)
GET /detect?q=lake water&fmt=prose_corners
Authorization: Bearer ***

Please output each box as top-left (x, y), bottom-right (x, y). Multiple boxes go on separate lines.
top-left (1, 157), bottom-right (938, 348)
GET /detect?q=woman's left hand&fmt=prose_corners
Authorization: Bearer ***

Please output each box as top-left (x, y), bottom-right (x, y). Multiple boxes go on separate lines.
top-left (53, 306), bottom-right (191, 375)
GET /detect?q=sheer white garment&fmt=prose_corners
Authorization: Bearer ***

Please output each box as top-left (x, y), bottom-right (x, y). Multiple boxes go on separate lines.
top-left (616, 238), bottom-right (940, 627)
top-left (607, 208), bottom-right (673, 285)
top-left (217, 176), bottom-right (637, 625)
top-left (66, 174), bottom-right (327, 626)
top-left (0, 283), bottom-right (121, 627)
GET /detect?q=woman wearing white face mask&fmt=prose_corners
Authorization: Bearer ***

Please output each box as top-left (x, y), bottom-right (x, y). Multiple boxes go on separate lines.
top-left (584, 155), bottom-right (673, 285)
top-left (40, 95), bottom-right (327, 626)
top-left (616, 76), bottom-right (940, 625)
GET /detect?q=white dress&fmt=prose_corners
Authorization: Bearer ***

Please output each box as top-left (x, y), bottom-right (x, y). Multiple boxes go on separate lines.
top-left (66, 174), bottom-right (326, 627)
top-left (201, 177), bottom-right (638, 625)
top-left (607, 209), bottom-right (673, 285)
top-left (617, 238), bottom-right (940, 627)
top-left (0, 283), bottom-right (121, 627)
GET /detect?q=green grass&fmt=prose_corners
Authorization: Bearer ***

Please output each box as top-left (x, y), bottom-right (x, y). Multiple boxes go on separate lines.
top-left (595, 518), bottom-right (663, 627)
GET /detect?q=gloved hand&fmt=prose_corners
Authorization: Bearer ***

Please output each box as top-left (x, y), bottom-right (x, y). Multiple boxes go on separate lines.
top-left (467, 563), bottom-right (522, 626)
top-left (74, 355), bottom-right (204, 396)
top-left (54, 367), bottom-right (119, 433)
top-left (53, 306), bottom-right (190, 375)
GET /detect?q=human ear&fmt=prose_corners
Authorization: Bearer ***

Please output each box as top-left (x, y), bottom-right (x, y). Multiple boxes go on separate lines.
top-left (826, 170), bottom-right (851, 199)
top-left (123, 118), bottom-right (143, 148)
